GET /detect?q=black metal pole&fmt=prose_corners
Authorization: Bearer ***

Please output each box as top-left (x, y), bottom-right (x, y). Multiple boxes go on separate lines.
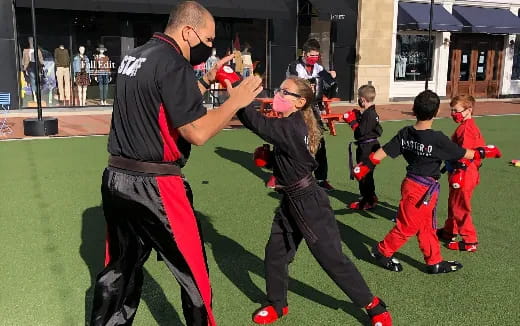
top-left (425, 0), bottom-right (434, 90)
top-left (30, 0), bottom-right (43, 120)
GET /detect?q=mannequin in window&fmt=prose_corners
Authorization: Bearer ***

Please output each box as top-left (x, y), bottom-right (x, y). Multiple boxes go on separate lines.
top-left (242, 44), bottom-right (253, 78)
top-left (54, 44), bottom-right (71, 105)
top-left (73, 46), bottom-right (90, 106)
top-left (94, 44), bottom-right (111, 105)
top-left (22, 36), bottom-right (44, 102)
top-left (233, 47), bottom-right (243, 75)
top-left (395, 54), bottom-right (407, 79)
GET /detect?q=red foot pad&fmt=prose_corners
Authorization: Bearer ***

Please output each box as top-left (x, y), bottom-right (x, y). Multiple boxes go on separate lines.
top-left (371, 311), bottom-right (393, 326)
top-left (448, 241), bottom-right (478, 252)
top-left (252, 306), bottom-right (289, 324)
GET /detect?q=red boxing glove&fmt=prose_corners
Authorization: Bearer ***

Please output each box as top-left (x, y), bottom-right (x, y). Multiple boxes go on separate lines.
top-left (216, 65), bottom-right (241, 88)
top-left (449, 168), bottom-right (466, 189)
top-left (474, 145), bottom-right (502, 159)
top-left (254, 144), bottom-right (271, 167)
top-left (343, 109), bottom-right (360, 130)
top-left (353, 152), bottom-right (381, 181)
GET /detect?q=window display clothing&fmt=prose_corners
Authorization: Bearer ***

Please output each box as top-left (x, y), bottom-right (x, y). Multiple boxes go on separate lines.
top-left (242, 50), bottom-right (253, 77)
top-left (395, 55), bottom-right (407, 78)
top-left (73, 54), bottom-right (90, 106)
top-left (22, 47), bottom-right (44, 97)
top-left (73, 54), bottom-right (90, 86)
top-left (54, 47), bottom-right (71, 102)
top-left (95, 54), bottom-right (111, 104)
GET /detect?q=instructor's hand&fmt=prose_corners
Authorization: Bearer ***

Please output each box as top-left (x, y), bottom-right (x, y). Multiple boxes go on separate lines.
top-left (205, 54), bottom-right (234, 83)
top-left (226, 75), bottom-right (263, 109)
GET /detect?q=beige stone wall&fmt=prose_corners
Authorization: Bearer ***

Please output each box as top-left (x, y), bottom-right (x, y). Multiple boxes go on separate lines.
top-left (355, 0), bottom-right (396, 102)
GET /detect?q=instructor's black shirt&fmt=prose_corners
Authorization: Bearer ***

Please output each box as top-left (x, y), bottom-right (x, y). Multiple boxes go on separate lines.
top-left (108, 33), bottom-right (206, 166)
top-left (237, 107), bottom-right (318, 186)
top-left (383, 126), bottom-right (466, 179)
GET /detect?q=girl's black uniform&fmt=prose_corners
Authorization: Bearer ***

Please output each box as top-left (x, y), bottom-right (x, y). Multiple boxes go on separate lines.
top-left (237, 106), bottom-right (375, 316)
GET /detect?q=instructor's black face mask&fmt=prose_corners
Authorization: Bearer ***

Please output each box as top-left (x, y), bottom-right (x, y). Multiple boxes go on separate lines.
top-left (189, 30), bottom-right (212, 66)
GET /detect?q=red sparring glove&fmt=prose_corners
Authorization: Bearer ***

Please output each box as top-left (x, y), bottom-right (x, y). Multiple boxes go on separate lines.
top-left (474, 145), bottom-right (502, 159)
top-left (352, 152), bottom-right (380, 181)
top-left (216, 65), bottom-right (241, 88)
top-left (449, 168), bottom-right (465, 189)
top-left (254, 144), bottom-right (271, 167)
top-left (343, 109), bottom-right (360, 130)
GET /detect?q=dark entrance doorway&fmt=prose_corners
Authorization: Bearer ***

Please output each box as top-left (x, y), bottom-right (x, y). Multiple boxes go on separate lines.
top-left (447, 34), bottom-right (504, 98)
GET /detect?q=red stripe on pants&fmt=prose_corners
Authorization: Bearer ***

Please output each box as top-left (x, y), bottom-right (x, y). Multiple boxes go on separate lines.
top-left (157, 176), bottom-right (216, 326)
top-left (443, 166), bottom-right (479, 243)
top-left (378, 178), bottom-right (443, 265)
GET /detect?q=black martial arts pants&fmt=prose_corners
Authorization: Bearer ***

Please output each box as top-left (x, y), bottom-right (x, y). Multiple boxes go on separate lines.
top-left (90, 167), bottom-right (214, 326)
top-left (356, 142), bottom-right (381, 202)
top-left (264, 185), bottom-right (374, 315)
top-left (314, 137), bottom-right (328, 181)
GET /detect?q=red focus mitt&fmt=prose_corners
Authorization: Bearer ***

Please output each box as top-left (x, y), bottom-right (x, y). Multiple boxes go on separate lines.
top-left (254, 144), bottom-right (271, 167)
top-left (474, 145), bottom-right (502, 159)
top-left (343, 109), bottom-right (360, 130)
top-left (352, 152), bottom-right (380, 181)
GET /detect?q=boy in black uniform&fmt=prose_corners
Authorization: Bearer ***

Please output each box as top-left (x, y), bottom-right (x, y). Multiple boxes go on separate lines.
top-left (239, 77), bottom-right (392, 326)
top-left (352, 90), bottom-right (501, 273)
top-left (90, 2), bottom-right (263, 326)
top-left (343, 85), bottom-right (382, 210)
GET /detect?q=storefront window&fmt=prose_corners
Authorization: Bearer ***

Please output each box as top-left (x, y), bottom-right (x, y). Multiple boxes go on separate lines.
top-left (15, 8), bottom-right (267, 108)
top-left (511, 35), bottom-right (520, 80)
top-left (394, 34), bottom-right (435, 82)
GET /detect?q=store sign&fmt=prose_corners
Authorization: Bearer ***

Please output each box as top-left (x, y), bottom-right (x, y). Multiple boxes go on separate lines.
top-left (331, 14), bottom-right (346, 20)
top-left (90, 59), bottom-right (117, 76)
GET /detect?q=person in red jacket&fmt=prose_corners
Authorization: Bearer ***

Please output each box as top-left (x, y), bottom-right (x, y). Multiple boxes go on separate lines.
top-left (437, 95), bottom-right (485, 252)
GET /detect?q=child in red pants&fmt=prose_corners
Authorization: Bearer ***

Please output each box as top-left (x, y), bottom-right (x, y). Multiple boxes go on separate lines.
top-left (352, 90), bottom-right (501, 273)
top-left (437, 95), bottom-right (485, 252)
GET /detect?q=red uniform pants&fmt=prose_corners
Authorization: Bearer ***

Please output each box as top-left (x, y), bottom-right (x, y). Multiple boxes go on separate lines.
top-left (443, 165), bottom-right (479, 244)
top-left (378, 177), bottom-right (443, 265)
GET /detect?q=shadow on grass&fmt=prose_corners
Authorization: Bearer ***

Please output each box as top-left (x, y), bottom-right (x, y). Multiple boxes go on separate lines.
top-left (329, 189), bottom-right (399, 222)
top-left (197, 211), bottom-right (368, 325)
top-left (214, 146), bottom-right (270, 182)
top-left (80, 206), bottom-right (183, 326)
top-left (336, 220), bottom-right (424, 272)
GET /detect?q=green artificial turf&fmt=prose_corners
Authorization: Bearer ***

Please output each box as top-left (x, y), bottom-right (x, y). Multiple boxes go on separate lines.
top-left (0, 116), bottom-right (518, 326)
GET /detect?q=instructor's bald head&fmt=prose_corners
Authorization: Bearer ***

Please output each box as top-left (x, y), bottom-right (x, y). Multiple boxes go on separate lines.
top-left (165, 1), bottom-right (214, 32)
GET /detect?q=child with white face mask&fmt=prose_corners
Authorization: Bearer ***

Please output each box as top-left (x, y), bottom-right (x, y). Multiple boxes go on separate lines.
top-left (236, 77), bottom-right (393, 326)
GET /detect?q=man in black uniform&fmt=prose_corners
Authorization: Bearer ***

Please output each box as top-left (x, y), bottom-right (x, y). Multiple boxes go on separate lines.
top-left (90, 2), bottom-right (263, 325)
top-left (286, 39), bottom-right (337, 190)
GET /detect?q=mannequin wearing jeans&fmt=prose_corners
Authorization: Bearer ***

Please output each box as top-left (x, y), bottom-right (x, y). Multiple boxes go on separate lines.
top-left (22, 37), bottom-right (44, 102)
top-left (73, 46), bottom-right (90, 106)
top-left (94, 45), bottom-right (111, 105)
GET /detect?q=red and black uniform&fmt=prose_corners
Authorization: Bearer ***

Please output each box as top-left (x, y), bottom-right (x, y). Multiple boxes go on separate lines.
top-left (378, 126), bottom-right (466, 265)
top-left (349, 105), bottom-right (383, 204)
top-left (91, 33), bottom-right (215, 326)
top-left (442, 119), bottom-right (485, 244)
top-left (237, 106), bottom-right (382, 318)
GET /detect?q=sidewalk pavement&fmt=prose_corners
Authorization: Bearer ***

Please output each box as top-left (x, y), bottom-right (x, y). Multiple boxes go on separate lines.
top-left (2, 100), bottom-right (520, 140)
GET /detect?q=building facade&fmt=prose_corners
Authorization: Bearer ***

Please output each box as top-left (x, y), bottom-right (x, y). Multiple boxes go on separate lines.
top-left (355, 0), bottom-right (520, 102)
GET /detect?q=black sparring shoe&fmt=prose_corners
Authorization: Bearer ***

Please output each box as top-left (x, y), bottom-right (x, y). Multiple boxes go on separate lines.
top-left (436, 228), bottom-right (457, 242)
top-left (426, 260), bottom-right (463, 274)
top-left (371, 245), bottom-right (403, 272)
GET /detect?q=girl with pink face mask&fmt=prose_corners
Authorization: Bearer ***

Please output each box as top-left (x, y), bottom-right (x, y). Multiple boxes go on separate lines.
top-left (438, 95), bottom-right (486, 252)
top-left (236, 77), bottom-right (393, 326)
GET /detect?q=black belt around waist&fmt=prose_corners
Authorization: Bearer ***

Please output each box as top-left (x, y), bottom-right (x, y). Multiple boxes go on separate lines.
top-left (108, 155), bottom-right (182, 176)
